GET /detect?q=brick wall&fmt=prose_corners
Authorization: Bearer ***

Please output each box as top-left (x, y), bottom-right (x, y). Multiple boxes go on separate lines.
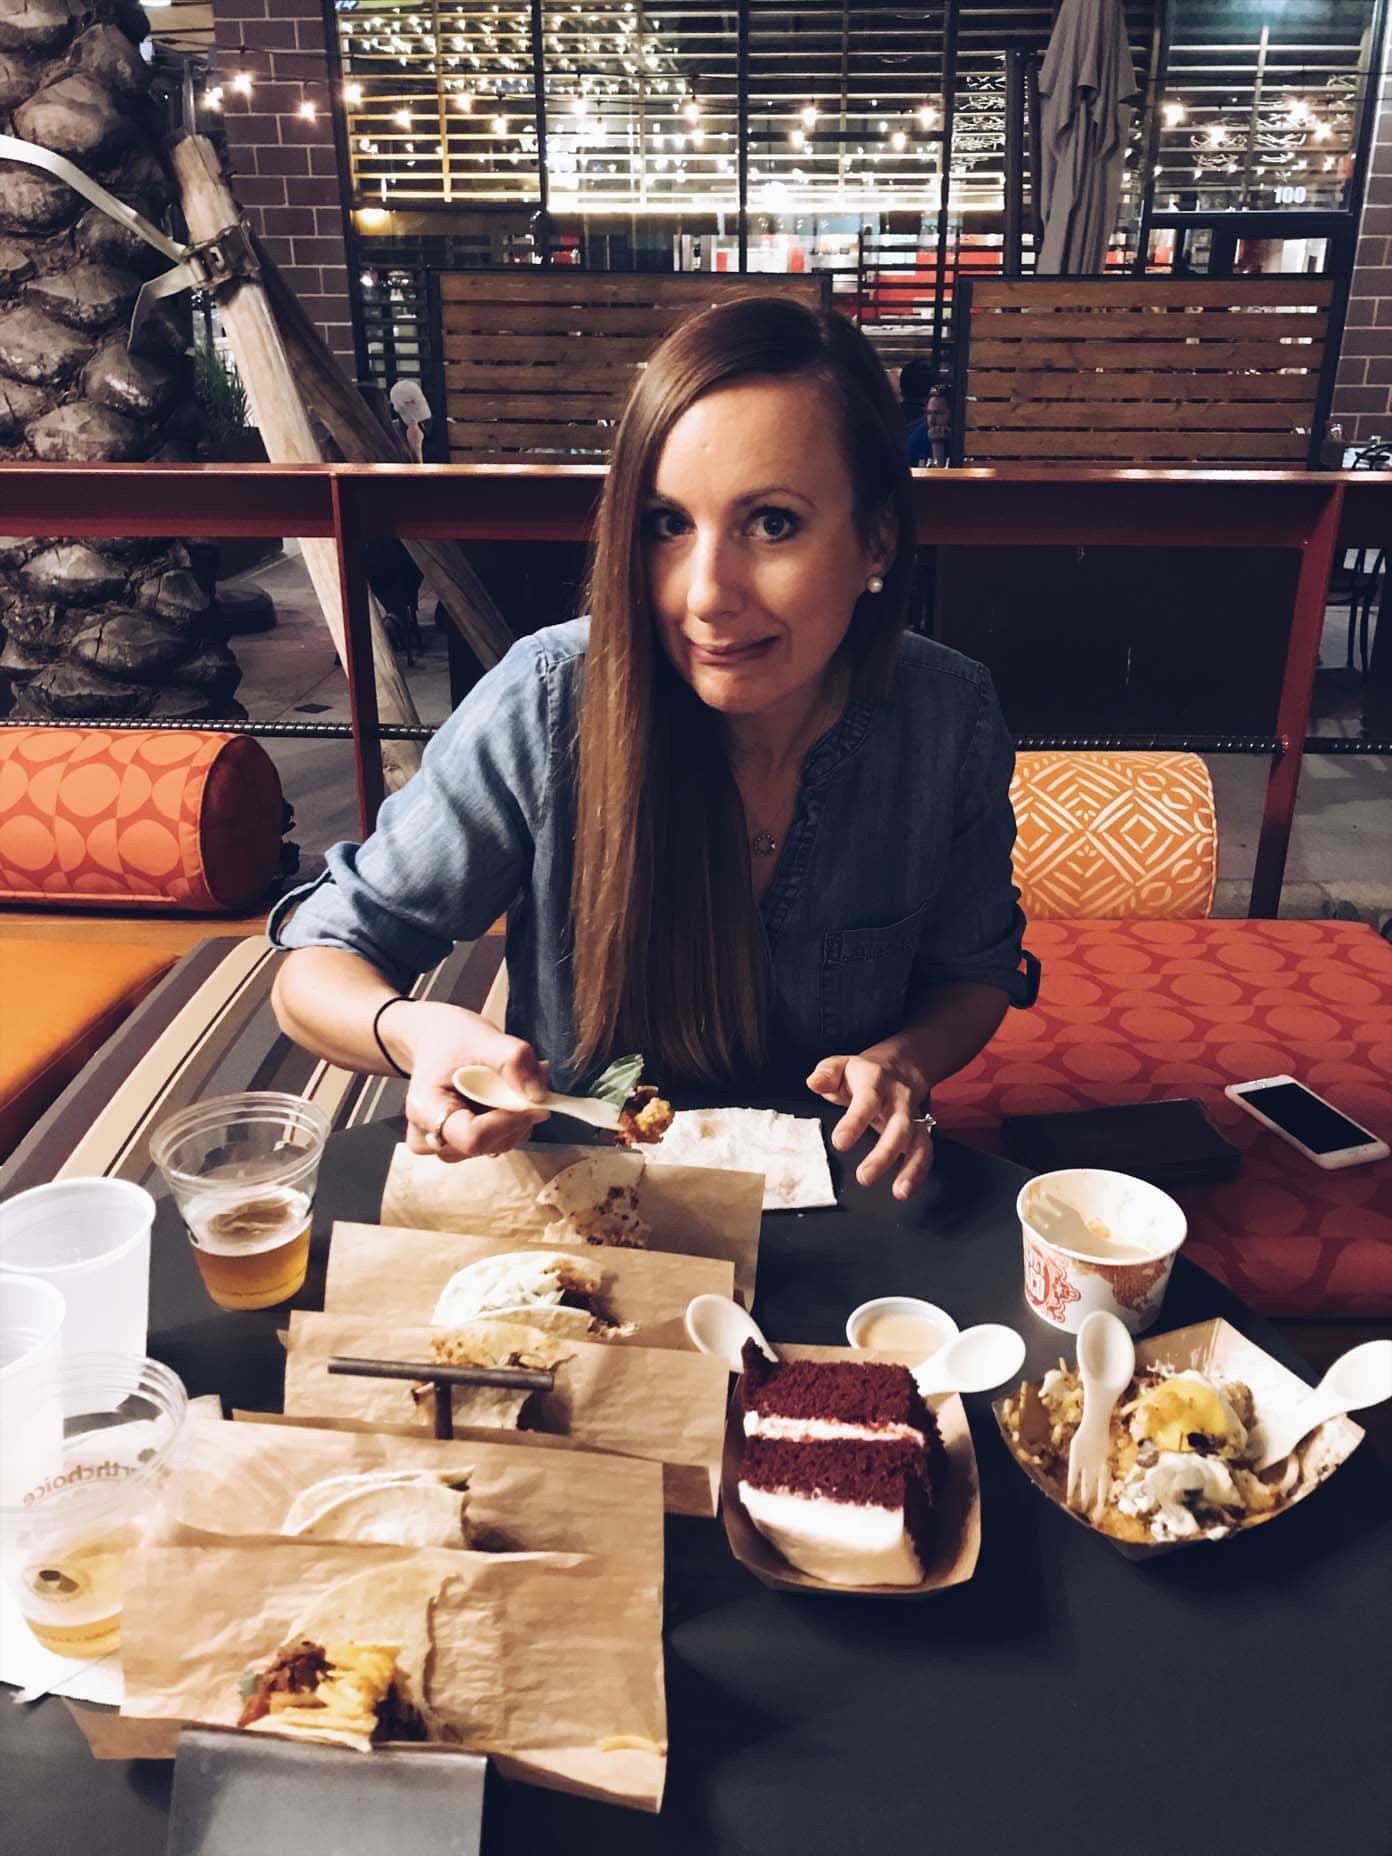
top-left (210, 0), bottom-right (357, 366)
top-left (1332, 23), bottom-right (1392, 444)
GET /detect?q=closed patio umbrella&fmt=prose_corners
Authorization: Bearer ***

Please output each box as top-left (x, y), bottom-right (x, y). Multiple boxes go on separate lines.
top-left (1036, 0), bottom-right (1140, 275)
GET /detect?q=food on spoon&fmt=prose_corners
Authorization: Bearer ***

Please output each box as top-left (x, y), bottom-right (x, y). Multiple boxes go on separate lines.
top-left (430, 1251), bottom-right (632, 1339)
top-left (999, 1361), bottom-right (1300, 1543)
top-left (535, 1154), bottom-right (653, 1249)
top-left (283, 1468), bottom-right (473, 1548)
top-left (411, 1319), bottom-right (572, 1430)
top-left (736, 1342), bottom-right (946, 1586)
top-left (237, 1567), bottom-right (439, 1750)
top-left (591, 1054), bottom-right (674, 1147)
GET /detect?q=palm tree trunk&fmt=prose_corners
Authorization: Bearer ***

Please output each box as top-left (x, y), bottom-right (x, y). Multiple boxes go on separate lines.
top-left (0, 0), bottom-right (237, 719)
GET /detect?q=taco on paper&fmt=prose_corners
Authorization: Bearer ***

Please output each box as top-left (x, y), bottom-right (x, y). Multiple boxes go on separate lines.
top-left (430, 1251), bottom-right (631, 1339)
top-left (413, 1319), bottom-right (573, 1430)
top-left (283, 1469), bottom-right (473, 1549)
top-left (237, 1566), bottom-right (441, 1751)
top-left (535, 1154), bottom-right (652, 1249)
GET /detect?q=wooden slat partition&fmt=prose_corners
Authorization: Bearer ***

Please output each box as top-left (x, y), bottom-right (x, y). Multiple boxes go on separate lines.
top-left (438, 270), bottom-right (828, 462)
top-left (959, 279), bottom-right (1333, 469)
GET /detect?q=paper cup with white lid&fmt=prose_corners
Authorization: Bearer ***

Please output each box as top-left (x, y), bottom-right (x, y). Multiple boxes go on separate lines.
top-left (1017, 1169), bottom-right (1187, 1335)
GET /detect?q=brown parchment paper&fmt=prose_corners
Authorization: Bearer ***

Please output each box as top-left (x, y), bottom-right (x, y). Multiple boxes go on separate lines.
top-left (282, 1310), bottom-right (727, 1517)
top-left (152, 1416), bottom-right (665, 1563)
top-left (324, 1221), bottom-right (734, 1351)
top-left (721, 1343), bottom-right (982, 1599)
top-left (113, 1543), bottom-right (666, 1811)
top-left (992, 1317), bottom-right (1365, 1561)
top-left (380, 1142), bottom-right (763, 1305)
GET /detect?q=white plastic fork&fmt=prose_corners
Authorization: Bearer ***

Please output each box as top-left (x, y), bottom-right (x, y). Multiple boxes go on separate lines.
top-left (1066, 1310), bottom-right (1135, 1524)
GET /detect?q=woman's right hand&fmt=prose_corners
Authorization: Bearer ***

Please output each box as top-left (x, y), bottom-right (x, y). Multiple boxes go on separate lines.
top-left (384, 1000), bottom-right (551, 1163)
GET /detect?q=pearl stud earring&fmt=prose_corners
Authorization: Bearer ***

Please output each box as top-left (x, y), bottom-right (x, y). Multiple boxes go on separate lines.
top-left (866, 574), bottom-right (885, 595)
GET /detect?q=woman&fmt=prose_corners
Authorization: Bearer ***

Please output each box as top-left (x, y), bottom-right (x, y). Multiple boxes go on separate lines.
top-left (271, 297), bottom-right (1035, 1201)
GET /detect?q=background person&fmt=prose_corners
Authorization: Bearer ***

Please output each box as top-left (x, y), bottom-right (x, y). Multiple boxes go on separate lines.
top-left (271, 298), bottom-right (1035, 1201)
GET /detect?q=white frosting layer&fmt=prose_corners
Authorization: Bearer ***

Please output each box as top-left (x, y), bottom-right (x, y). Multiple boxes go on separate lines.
top-left (742, 1412), bottom-right (926, 1447)
top-left (737, 1482), bottom-right (923, 1586)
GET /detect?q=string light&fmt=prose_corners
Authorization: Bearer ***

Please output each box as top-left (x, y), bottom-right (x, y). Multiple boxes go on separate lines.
top-left (393, 108), bottom-right (412, 127)
top-left (230, 71), bottom-right (253, 97)
top-left (201, 86), bottom-right (223, 111)
top-left (298, 99), bottom-right (317, 122)
top-left (1162, 100), bottom-right (1185, 127)
top-left (344, 82), bottom-right (364, 106)
top-left (491, 113), bottom-right (508, 135)
top-left (916, 104), bottom-right (937, 130)
top-left (799, 103), bottom-right (817, 129)
top-left (789, 127), bottom-right (806, 150)
top-left (890, 128), bottom-right (907, 152)
top-left (683, 98), bottom-right (701, 124)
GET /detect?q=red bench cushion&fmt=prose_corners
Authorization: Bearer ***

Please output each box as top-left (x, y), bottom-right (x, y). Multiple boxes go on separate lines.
top-left (934, 919), bottom-right (1392, 1317)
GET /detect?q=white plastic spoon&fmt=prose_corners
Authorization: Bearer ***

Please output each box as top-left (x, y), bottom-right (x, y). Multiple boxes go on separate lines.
top-left (684, 1294), bottom-right (778, 1370)
top-left (911, 1323), bottom-right (1027, 1398)
top-left (450, 1064), bottom-right (621, 1132)
top-left (1066, 1311), bottom-right (1135, 1523)
top-left (1253, 1338), bottom-right (1392, 1472)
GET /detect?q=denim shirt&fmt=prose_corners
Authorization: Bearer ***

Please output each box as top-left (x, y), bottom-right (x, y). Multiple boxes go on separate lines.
top-left (270, 619), bottom-right (1036, 1091)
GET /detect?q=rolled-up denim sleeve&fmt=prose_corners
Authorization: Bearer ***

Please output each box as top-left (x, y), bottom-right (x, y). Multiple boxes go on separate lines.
top-left (910, 671), bottom-right (1036, 1008)
top-left (269, 636), bottom-right (553, 987)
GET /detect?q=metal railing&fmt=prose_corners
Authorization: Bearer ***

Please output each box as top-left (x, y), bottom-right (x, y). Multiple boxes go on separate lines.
top-left (0, 462), bottom-right (1386, 917)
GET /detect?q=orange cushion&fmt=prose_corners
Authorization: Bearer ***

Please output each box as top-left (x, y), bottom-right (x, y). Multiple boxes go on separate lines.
top-left (934, 918), bottom-right (1392, 1317)
top-left (0, 938), bottom-right (174, 1156)
top-left (0, 728), bottom-right (283, 912)
top-left (1010, 752), bottom-right (1216, 920)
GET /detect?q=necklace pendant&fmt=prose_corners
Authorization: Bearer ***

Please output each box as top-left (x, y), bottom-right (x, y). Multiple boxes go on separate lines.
top-left (751, 831), bottom-right (777, 858)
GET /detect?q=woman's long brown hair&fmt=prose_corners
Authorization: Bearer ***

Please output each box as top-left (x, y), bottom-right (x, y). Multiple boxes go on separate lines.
top-left (569, 295), bottom-right (916, 1085)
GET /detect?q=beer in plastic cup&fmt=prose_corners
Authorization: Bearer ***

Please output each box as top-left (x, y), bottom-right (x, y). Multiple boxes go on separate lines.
top-left (149, 1093), bottom-right (329, 1311)
top-left (0, 1179), bottom-right (152, 1357)
top-left (0, 1352), bottom-right (186, 1658)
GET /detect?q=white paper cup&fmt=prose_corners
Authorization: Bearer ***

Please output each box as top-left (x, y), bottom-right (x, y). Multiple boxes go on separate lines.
top-left (1017, 1169), bottom-right (1187, 1335)
top-left (846, 1297), bottom-right (959, 1360)
top-left (0, 1273), bottom-right (66, 1507)
top-left (0, 1179), bottom-right (153, 1358)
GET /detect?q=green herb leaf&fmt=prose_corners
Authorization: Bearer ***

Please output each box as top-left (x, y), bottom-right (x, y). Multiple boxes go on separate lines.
top-left (591, 1054), bottom-right (644, 1109)
top-left (238, 1670), bottom-right (260, 1700)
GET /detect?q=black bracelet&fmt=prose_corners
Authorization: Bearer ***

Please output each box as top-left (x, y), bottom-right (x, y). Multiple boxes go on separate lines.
top-left (371, 994), bottom-right (411, 1077)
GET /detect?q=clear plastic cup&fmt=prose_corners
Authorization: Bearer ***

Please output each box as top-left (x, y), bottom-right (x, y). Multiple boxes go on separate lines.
top-left (149, 1093), bottom-right (330, 1311)
top-left (0, 1178), bottom-right (153, 1357)
top-left (0, 1273), bottom-right (66, 1507)
top-left (0, 1351), bottom-right (187, 1659)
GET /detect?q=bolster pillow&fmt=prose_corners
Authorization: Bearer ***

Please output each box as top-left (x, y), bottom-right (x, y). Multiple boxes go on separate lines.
top-left (0, 727), bottom-right (285, 913)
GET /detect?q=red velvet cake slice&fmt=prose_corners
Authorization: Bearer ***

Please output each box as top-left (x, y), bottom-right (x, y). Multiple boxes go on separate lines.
top-left (736, 1343), bottom-right (946, 1585)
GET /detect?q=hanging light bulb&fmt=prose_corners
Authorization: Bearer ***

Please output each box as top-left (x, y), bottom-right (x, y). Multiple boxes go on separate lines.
top-left (917, 104), bottom-right (937, 130)
top-left (201, 87), bottom-right (223, 111)
top-left (800, 103), bottom-right (817, 129)
top-left (891, 128), bottom-right (907, 152)
top-left (231, 71), bottom-right (253, 97)
top-left (683, 98), bottom-right (701, 124)
top-left (298, 98), bottom-right (317, 122)
top-left (1161, 99), bottom-right (1185, 128)
top-left (394, 108), bottom-right (412, 128)
top-left (344, 82), bottom-right (364, 106)
top-left (1313, 119), bottom-right (1333, 142)
top-left (789, 127), bottom-right (806, 150)
top-left (454, 91), bottom-right (473, 112)
top-left (491, 113), bottom-right (508, 135)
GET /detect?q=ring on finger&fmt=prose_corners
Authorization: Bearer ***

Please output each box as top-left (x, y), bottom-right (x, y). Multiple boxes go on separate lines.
top-left (910, 1108), bottom-right (937, 1133)
top-left (425, 1106), bottom-right (454, 1152)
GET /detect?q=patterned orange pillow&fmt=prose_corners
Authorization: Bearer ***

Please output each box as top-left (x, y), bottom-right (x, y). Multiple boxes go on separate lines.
top-left (1011, 751), bottom-right (1216, 920)
top-left (0, 729), bottom-right (284, 913)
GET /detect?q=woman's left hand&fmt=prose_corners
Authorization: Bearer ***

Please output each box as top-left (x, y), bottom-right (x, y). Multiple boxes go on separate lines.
top-left (806, 1053), bottom-right (935, 1201)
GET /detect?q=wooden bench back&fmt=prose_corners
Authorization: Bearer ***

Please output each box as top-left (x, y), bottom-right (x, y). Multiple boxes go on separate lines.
top-left (438, 270), bottom-right (829, 462)
top-left (958, 278), bottom-right (1332, 468)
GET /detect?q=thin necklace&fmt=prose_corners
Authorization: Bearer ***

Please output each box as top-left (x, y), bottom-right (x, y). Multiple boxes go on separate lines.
top-left (743, 682), bottom-right (844, 860)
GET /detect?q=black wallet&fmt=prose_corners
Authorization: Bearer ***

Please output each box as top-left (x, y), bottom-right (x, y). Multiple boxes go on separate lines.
top-left (1001, 1098), bottom-right (1242, 1189)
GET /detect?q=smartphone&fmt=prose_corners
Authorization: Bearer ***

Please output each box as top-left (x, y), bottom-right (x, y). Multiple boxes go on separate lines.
top-left (1224, 1076), bottom-right (1389, 1170)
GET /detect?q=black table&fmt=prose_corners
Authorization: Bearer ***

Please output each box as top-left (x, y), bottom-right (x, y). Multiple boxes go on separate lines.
top-left (9, 1116), bottom-right (1392, 1856)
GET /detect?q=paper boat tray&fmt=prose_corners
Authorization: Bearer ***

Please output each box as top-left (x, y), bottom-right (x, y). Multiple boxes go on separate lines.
top-left (720, 1343), bottom-right (982, 1598)
top-left (992, 1316), bottom-right (1364, 1560)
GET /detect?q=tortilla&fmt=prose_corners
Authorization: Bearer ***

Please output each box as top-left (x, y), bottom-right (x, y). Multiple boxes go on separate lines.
top-left (425, 1319), bottom-right (574, 1430)
top-left (242, 1564), bottom-right (442, 1751)
top-left (283, 1469), bottom-right (472, 1549)
top-left (535, 1155), bottom-right (653, 1248)
top-left (431, 1251), bottom-right (624, 1339)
